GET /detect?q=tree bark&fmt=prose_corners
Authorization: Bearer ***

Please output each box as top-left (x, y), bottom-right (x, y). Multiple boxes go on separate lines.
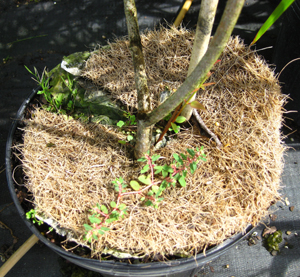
top-left (123, 0), bottom-right (152, 158)
top-left (180, 0), bottom-right (219, 120)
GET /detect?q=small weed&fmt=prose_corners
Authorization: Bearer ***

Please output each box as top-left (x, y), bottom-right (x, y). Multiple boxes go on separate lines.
top-left (84, 147), bottom-right (206, 242)
top-left (117, 112), bottom-right (136, 145)
top-left (24, 66), bottom-right (59, 112)
top-left (26, 209), bottom-right (44, 226)
top-left (25, 65), bottom-right (79, 115)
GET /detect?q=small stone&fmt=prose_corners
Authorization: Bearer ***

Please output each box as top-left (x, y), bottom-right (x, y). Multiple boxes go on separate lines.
top-left (248, 237), bottom-right (257, 246)
top-left (225, 264), bottom-right (230, 269)
top-left (271, 250), bottom-right (278, 256)
top-left (286, 231), bottom-right (292, 235)
top-left (289, 206), bottom-right (295, 212)
top-left (285, 197), bottom-right (290, 206)
top-left (270, 214), bottom-right (277, 221)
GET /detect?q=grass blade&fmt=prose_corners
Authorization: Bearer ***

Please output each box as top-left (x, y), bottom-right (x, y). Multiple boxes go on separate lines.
top-left (251, 0), bottom-right (295, 45)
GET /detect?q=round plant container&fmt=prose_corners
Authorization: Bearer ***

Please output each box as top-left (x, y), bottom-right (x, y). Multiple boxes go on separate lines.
top-left (6, 89), bottom-right (253, 277)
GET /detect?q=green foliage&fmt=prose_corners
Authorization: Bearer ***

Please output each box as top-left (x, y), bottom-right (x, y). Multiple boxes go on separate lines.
top-left (117, 112), bottom-right (137, 144)
top-left (84, 199), bottom-right (128, 242)
top-left (83, 147), bottom-right (206, 243)
top-left (26, 209), bottom-right (44, 226)
top-left (25, 65), bottom-right (79, 114)
top-left (265, 230), bottom-right (283, 252)
top-left (251, 0), bottom-right (295, 45)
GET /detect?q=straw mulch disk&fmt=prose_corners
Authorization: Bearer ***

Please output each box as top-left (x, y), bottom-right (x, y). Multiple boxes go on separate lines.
top-left (15, 28), bottom-right (286, 260)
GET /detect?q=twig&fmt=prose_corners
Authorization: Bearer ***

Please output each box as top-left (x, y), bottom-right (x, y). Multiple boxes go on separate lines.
top-left (193, 109), bottom-right (222, 148)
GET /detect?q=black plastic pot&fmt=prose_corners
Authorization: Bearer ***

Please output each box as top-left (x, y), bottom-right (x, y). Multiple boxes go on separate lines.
top-left (6, 89), bottom-right (253, 277)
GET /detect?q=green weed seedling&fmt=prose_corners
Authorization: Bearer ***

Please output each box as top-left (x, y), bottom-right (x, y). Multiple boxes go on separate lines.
top-left (24, 66), bottom-right (59, 112)
top-left (26, 209), bottom-right (44, 226)
top-left (117, 112), bottom-right (136, 145)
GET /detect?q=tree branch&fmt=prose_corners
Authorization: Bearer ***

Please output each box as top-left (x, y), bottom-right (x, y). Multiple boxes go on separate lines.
top-left (144, 0), bottom-right (245, 127)
top-left (193, 109), bottom-right (222, 148)
top-left (181, 0), bottom-right (219, 120)
top-left (123, 0), bottom-right (151, 113)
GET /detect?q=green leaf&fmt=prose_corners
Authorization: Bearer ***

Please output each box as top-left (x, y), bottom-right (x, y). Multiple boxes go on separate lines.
top-left (138, 175), bottom-right (151, 185)
top-left (24, 65), bottom-right (34, 75)
top-left (171, 122), bottom-right (180, 133)
top-left (100, 205), bottom-right (108, 214)
top-left (100, 226), bottom-right (110, 231)
top-left (145, 200), bottom-right (153, 206)
top-left (67, 100), bottom-right (73, 109)
top-left (199, 156), bottom-right (207, 162)
top-left (127, 134), bottom-right (134, 141)
top-left (106, 217), bottom-right (118, 223)
top-left (175, 116), bottom-right (186, 124)
top-left (180, 153), bottom-right (187, 160)
top-left (110, 201), bottom-right (117, 208)
top-left (118, 203), bottom-right (127, 211)
top-left (147, 190), bottom-right (154, 196)
top-left (118, 140), bottom-right (127, 144)
top-left (173, 153), bottom-right (183, 164)
top-left (189, 100), bottom-right (206, 111)
top-left (251, 0), bottom-right (295, 45)
top-left (97, 230), bottom-right (105, 235)
top-left (162, 165), bottom-right (173, 173)
top-left (89, 216), bottom-right (102, 224)
top-left (137, 157), bottom-right (147, 162)
top-left (160, 180), bottom-right (168, 190)
top-left (84, 224), bottom-right (93, 231)
top-left (190, 162), bottom-right (197, 174)
top-left (151, 154), bottom-right (161, 162)
top-left (154, 165), bottom-right (163, 174)
top-left (130, 180), bottom-right (140, 191)
top-left (140, 197), bottom-right (145, 201)
top-left (93, 233), bottom-right (99, 240)
top-left (174, 173), bottom-right (181, 180)
top-left (117, 120), bottom-right (125, 128)
top-left (178, 175), bottom-right (186, 187)
top-left (152, 185), bottom-right (159, 193)
top-left (187, 148), bottom-right (195, 157)
top-left (141, 164), bottom-right (150, 174)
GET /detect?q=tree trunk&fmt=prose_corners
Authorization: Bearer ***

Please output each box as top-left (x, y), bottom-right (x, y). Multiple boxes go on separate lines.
top-left (180, 0), bottom-right (219, 120)
top-left (123, 0), bottom-right (152, 159)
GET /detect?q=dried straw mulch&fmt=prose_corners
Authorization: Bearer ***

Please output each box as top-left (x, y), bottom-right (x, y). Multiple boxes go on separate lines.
top-left (16, 28), bottom-right (286, 258)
